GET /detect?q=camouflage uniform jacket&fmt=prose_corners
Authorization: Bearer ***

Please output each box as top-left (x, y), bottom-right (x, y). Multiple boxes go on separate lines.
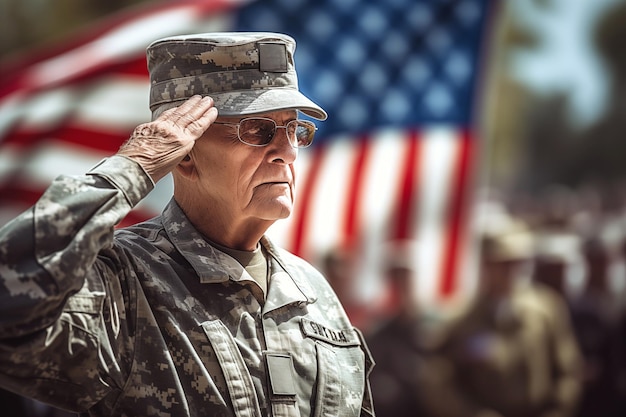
top-left (0, 156), bottom-right (375, 417)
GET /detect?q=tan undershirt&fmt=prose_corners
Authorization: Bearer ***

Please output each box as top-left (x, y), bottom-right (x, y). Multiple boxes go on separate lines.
top-left (210, 241), bottom-right (268, 295)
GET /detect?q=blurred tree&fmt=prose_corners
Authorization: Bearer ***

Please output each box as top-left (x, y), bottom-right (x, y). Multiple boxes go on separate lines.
top-left (481, 2), bottom-right (542, 192)
top-left (486, 0), bottom-right (626, 195)
top-left (561, 1), bottom-right (626, 188)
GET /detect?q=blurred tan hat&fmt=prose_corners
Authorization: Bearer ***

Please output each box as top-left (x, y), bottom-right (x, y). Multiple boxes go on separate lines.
top-left (481, 219), bottom-right (535, 262)
top-left (534, 232), bottom-right (581, 264)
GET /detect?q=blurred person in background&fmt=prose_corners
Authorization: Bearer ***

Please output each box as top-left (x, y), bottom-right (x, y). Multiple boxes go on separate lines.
top-left (321, 245), bottom-right (373, 332)
top-left (567, 235), bottom-right (626, 417)
top-left (365, 240), bottom-right (443, 417)
top-left (0, 32), bottom-right (374, 417)
top-left (532, 218), bottom-right (584, 298)
top-left (424, 218), bottom-right (583, 417)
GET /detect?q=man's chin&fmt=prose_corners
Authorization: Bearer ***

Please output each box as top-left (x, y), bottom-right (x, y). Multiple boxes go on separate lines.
top-left (270, 201), bottom-right (293, 220)
top-left (252, 199), bottom-right (293, 221)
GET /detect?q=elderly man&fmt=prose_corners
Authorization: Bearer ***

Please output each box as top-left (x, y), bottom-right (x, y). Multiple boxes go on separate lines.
top-left (0, 33), bottom-right (374, 417)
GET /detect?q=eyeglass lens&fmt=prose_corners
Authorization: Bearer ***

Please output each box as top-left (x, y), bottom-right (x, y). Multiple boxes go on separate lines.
top-left (238, 118), bottom-right (315, 147)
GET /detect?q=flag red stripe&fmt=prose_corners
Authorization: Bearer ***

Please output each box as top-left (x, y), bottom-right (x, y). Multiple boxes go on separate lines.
top-left (438, 130), bottom-right (474, 297)
top-left (3, 125), bottom-right (130, 154)
top-left (391, 130), bottom-right (421, 240)
top-left (342, 135), bottom-right (369, 249)
top-left (94, 56), bottom-right (149, 78)
top-left (0, 186), bottom-right (43, 208)
top-left (288, 144), bottom-right (325, 257)
top-left (117, 210), bottom-right (160, 228)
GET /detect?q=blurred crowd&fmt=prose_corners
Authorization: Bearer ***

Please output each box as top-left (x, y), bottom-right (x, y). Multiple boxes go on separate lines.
top-left (323, 184), bottom-right (626, 417)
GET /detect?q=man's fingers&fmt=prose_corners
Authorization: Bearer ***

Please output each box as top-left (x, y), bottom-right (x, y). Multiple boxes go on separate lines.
top-left (164, 96), bottom-right (212, 123)
top-left (157, 95), bottom-right (203, 122)
top-left (158, 96), bottom-right (216, 135)
top-left (180, 96), bottom-right (215, 123)
top-left (172, 95), bottom-right (203, 116)
top-left (172, 96), bottom-right (217, 136)
top-left (182, 99), bottom-right (218, 135)
top-left (188, 106), bottom-right (218, 135)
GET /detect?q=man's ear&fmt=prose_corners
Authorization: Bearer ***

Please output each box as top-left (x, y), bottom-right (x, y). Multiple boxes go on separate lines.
top-left (176, 154), bottom-right (198, 179)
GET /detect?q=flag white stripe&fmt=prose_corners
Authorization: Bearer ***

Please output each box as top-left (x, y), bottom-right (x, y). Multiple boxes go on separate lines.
top-left (358, 129), bottom-right (415, 300)
top-left (0, 144), bottom-right (21, 181)
top-left (71, 76), bottom-right (152, 129)
top-left (1, 89), bottom-right (76, 134)
top-left (1, 77), bottom-right (151, 136)
top-left (416, 127), bottom-right (460, 303)
top-left (359, 130), bottom-right (407, 230)
top-left (0, 141), bottom-right (108, 188)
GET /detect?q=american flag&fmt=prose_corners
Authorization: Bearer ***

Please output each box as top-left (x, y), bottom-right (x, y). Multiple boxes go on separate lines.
top-left (0, 0), bottom-right (496, 309)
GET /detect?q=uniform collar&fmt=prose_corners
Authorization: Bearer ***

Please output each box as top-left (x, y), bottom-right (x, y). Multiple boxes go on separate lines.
top-left (261, 236), bottom-right (317, 312)
top-left (162, 199), bottom-right (242, 283)
top-left (161, 199), bottom-right (317, 308)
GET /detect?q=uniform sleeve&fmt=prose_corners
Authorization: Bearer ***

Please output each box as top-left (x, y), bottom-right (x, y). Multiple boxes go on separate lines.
top-left (0, 155), bottom-right (153, 411)
top-left (540, 292), bottom-right (584, 417)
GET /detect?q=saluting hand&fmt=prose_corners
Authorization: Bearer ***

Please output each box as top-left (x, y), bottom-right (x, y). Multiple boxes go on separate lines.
top-left (117, 95), bottom-right (218, 183)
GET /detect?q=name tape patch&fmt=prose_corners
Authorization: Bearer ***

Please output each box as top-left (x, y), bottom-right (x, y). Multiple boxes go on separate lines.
top-left (300, 318), bottom-right (360, 347)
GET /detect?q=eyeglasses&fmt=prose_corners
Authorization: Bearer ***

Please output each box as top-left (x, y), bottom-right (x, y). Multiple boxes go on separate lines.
top-left (212, 117), bottom-right (317, 148)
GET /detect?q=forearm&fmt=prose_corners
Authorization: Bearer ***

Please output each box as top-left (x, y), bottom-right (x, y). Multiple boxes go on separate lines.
top-left (0, 155), bottom-right (152, 338)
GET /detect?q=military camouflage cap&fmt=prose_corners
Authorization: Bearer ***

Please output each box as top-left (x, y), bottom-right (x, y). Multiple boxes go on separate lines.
top-left (147, 32), bottom-right (327, 120)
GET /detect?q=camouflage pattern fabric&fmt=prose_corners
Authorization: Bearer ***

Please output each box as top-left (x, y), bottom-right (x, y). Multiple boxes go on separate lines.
top-left (0, 156), bottom-right (374, 417)
top-left (147, 32), bottom-right (327, 121)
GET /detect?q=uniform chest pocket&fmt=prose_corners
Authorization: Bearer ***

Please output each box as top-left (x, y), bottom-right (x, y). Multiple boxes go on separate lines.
top-left (300, 318), bottom-right (374, 417)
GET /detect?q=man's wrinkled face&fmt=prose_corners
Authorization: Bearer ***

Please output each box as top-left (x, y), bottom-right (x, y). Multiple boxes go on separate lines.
top-left (190, 110), bottom-right (299, 222)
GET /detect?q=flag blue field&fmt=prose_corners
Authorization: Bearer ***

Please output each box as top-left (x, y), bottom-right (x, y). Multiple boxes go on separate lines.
top-left (0, 0), bottom-right (496, 307)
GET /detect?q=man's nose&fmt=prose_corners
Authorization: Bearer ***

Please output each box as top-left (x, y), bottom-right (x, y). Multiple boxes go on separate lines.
top-left (267, 127), bottom-right (297, 163)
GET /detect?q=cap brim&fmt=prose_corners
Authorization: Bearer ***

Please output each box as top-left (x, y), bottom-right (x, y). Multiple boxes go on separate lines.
top-left (214, 88), bottom-right (327, 120)
top-left (152, 88), bottom-right (327, 121)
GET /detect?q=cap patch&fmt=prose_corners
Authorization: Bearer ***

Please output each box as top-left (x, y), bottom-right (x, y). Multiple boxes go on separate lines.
top-left (258, 42), bottom-right (288, 73)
